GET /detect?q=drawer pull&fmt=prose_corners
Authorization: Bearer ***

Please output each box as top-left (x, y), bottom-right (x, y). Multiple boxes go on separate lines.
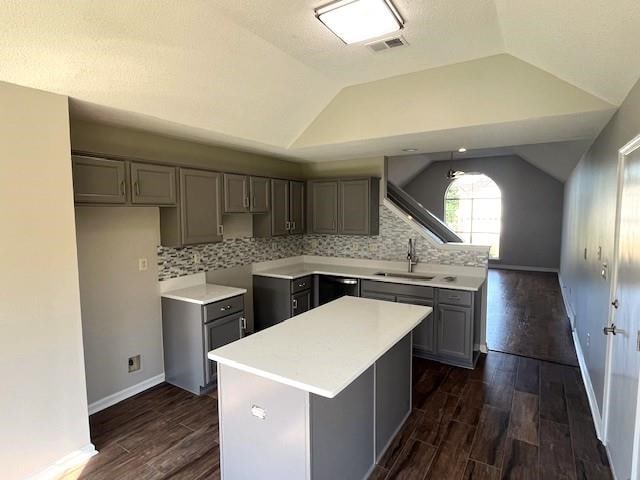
top-left (297, 282), bottom-right (306, 288)
top-left (220, 305), bottom-right (231, 311)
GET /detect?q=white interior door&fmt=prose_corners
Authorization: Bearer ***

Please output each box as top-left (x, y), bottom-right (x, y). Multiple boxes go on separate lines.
top-left (606, 137), bottom-right (640, 480)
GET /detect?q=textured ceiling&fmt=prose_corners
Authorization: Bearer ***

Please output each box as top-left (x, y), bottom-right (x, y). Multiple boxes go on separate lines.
top-left (1, 0), bottom-right (639, 172)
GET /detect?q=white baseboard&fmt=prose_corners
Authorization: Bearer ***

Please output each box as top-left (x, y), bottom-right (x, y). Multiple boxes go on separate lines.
top-left (572, 330), bottom-right (604, 440)
top-left (28, 444), bottom-right (97, 480)
top-left (88, 373), bottom-right (165, 415)
top-left (489, 263), bottom-right (558, 273)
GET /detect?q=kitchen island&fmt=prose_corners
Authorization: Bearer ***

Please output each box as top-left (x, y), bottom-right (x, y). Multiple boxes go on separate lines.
top-left (208, 296), bottom-right (432, 480)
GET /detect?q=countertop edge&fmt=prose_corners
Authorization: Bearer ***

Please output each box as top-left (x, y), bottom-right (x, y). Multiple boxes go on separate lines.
top-left (161, 288), bottom-right (247, 305)
top-left (208, 306), bottom-right (431, 398)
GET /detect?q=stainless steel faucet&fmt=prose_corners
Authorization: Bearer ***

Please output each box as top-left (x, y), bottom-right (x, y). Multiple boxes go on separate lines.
top-left (407, 238), bottom-right (419, 273)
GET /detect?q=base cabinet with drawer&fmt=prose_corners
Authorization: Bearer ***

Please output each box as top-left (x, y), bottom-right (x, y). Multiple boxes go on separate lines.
top-left (161, 294), bottom-right (245, 395)
top-left (253, 275), bottom-right (313, 331)
top-left (361, 280), bottom-right (479, 368)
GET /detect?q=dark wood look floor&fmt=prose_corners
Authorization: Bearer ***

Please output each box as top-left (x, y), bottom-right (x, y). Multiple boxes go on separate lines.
top-left (486, 269), bottom-right (578, 366)
top-left (65, 351), bottom-right (611, 480)
top-left (371, 352), bottom-right (612, 480)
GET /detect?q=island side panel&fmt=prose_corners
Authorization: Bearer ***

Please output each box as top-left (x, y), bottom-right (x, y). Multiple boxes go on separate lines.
top-left (309, 366), bottom-right (375, 480)
top-left (375, 333), bottom-right (412, 461)
top-left (217, 364), bottom-right (310, 480)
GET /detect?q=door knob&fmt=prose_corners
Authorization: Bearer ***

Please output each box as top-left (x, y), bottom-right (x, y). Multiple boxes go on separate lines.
top-left (603, 324), bottom-right (618, 335)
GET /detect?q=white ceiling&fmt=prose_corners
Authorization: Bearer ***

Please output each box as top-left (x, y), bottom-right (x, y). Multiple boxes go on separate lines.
top-left (1, 0), bottom-right (639, 173)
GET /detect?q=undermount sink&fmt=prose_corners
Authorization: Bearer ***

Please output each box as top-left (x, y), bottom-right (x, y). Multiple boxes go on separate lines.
top-left (374, 272), bottom-right (436, 281)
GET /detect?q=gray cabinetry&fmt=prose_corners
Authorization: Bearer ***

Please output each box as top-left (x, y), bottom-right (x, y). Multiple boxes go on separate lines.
top-left (223, 173), bottom-right (249, 213)
top-left (308, 177), bottom-right (380, 235)
top-left (308, 180), bottom-right (339, 234)
top-left (160, 168), bottom-right (223, 247)
top-left (361, 279), bottom-right (477, 368)
top-left (249, 176), bottom-right (270, 213)
top-left (72, 155), bottom-right (127, 204)
top-left (162, 294), bottom-right (245, 395)
top-left (340, 178), bottom-right (379, 235)
top-left (253, 179), bottom-right (305, 237)
top-left (253, 275), bottom-right (314, 331)
top-left (130, 162), bottom-right (176, 205)
top-left (437, 304), bottom-right (472, 362)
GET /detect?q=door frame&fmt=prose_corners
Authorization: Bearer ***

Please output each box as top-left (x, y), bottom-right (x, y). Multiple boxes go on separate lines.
top-left (601, 133), bottom-right (640, 479)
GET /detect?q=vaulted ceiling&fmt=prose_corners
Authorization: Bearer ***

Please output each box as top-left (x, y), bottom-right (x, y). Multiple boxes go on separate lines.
top-left (2, 0), bottom-right (639, 176)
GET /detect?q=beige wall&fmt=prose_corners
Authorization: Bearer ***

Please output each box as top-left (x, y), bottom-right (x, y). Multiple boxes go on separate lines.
top-left (75, 207), bottom-right (164, 405)
top-left (70, 119), bottom-right (305, 178)
top-left (0, 82), bottom-right (91, 479)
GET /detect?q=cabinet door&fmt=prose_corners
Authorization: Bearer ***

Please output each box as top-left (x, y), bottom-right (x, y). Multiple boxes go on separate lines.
top-left (339, 179), bottom-right (370, 235)
top-left (223, 173), bottom-right (249, 213)
top-left (204, 312), bottom-right (244, 385)
top-left (397, 296), bottom-right (435, 354)
top-left (361, 291), bottom-right (396, 302)
top-left (309, 180), bottom-right (338, 234)
top-left (180, 169), bottom-right (223, 245)
top-left (130, 162), bottom-right (176, 205)
top-left (250, 176), bottom-right (269, 213)
top-left (289, 181), bottom-right (305, 234)
top-left (72, 156), bottom-right (127, 204)
top-left (291, 290), bottom-right (311, 317)
top-left (437, 304), bottom-right (472, 361)
top-left (271, 179), bottom-right (289, 236)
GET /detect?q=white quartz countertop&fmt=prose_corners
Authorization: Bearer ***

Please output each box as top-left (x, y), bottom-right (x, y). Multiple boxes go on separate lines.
top-left (208, 296), bottom-right (432, 398)
top-left (253, 262), bottom-right (485, 291)
top-left (161, 283), bottom-right (247, 305)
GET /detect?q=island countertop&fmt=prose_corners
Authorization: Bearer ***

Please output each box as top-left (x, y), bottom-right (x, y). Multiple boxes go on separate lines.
top-left (208, 296), bottom-right (431, 398)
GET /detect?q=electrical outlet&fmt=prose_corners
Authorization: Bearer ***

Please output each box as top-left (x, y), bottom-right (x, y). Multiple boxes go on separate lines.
top-left (193, 253), bottom-right (201, 264)
top-left (368, 243), bottom-right (378, 253)
top-left (128, 354), bottom-right (141, 373)
top-left (586, 333), bottom-right (591, 347)
top-left (138, 258), bottom-right (148, 271)
top-left (310, 239), bottom-right (319, 249)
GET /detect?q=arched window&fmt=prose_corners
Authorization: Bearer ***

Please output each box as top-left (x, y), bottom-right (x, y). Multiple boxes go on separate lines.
top-left (444, 174), bottom-right (501, 259)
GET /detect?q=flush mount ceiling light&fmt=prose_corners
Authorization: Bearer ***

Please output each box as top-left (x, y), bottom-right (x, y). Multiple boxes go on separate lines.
top-left (402, 148), bottom-right (418, 152)
top-left (458, 147), bottom-right (467, 153)
top-left (315, 0), bottom-right (404, 44)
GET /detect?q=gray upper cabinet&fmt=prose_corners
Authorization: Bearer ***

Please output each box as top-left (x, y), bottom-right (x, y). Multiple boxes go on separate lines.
top-left (160, 168), bottom-right (222, 247)
top-left (308, 177), bottom-right (380, 235)
top-left (250, 177), bottom-right (270, 213)
top-left (340, 179), bottom-right (371, 235)
top-left (308, 180), bottom-right (339, 234)
top-left (130, 162), bottom-right (177, 205)
top-left (289, 181), bottom-right (305, 235)
top-left (270, 179), bottom-right (289, 236)
top-left (72, 155), bottom-right (127, 204)
top-left (223, 173), bottom-right (249, 213)
top-left (253, 179), bottom-right (304, 237)
top-left (437, 304), bottom-right (472, 361)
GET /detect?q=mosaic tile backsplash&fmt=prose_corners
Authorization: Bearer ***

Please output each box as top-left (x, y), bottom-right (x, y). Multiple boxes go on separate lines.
top-left (157, 205), bottom-right (488, 280)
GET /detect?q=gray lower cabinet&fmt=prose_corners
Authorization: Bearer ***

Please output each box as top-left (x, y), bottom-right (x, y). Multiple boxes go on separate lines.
top-left (72, 155), bottom-right (127, 204)
top-left (253, 275), bottom-right (314, 331)
top-left (162, 294), bottom-right (245, 395)
top-left (308, 177), bottom-right (380, 235)
top-left (130, 162), bottom-right (177, 205)
top-left (437, 304), bottom-right (472, 361)
top-left (361, 279), bottom-right (477, 368)
top-left (160, 168), bottom-right (223, 247)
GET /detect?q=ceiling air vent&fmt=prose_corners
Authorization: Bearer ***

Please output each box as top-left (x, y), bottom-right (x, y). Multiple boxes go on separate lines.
top-left (366, 36), bottom-right (408, 53)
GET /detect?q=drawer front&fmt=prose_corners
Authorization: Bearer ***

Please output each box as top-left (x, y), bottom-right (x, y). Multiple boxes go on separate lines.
top-left (204, 295), bottom-right (244, 322)
top-left (291, 275), bottom-right (313, 294)
top-left (361, 280), bottom-right (433, 299)
top-left (437, 289), bottom-right (472, 307)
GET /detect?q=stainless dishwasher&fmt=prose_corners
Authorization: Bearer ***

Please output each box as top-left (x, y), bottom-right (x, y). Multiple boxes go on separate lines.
top-left (317, 275), bottom-right (360, 306)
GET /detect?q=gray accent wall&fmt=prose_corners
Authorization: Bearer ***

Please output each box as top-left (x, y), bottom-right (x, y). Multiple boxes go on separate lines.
top-left (403, 155), bottom-right (564, 269)
top-left (561, 78), bottom-right (640, 414)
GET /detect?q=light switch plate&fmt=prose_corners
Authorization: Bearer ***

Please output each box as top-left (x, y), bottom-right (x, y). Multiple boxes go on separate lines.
top-left (138, 258), bottom-right (148, 271)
